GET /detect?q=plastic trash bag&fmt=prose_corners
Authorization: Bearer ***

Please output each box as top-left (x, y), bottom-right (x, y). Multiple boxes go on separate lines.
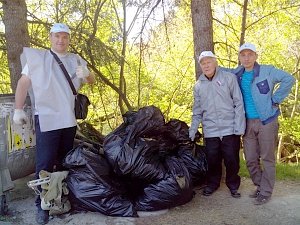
top-left (103, 106), bottom-right (167, 181)
top-left (135, 156), bottom-right (194, 211)
top-left (178, 144), bottom-right (207, 186)
top-left (63, 144), bottom-right (137, 217)
top-left (164, 119), bottom-right (207, 186)
top-left (72, 106), bottom-right (207, 214)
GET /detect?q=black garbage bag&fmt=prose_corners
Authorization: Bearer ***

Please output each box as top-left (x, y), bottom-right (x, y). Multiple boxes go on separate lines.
top-left (123, 105), bottom-right (166, 139)
top-left (162, 118), bottom-right (207, 186)
top-left (102, 105), bottom-right (207, 213)
top-left (164, 119), bottom-right (191, 142)
top-left (63, 144), bottom-right (137, 217)
top-left (103, 106), bottom-right (167, 181)
top-left (164, 118), bottom-right (202, 143)
top-left (178, 143), bottom-right (207, 186)
top-left (135, 156), bottom-right (194, 211)
top-left (104, 135), bottom-right (167, 181)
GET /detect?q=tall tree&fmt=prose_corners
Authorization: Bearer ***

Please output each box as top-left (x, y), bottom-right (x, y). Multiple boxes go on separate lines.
top-left (191, 0), bottom-right (214, 79)
top-left (1, 0), bottom-right (30, 92)
top-left (240, 0), bottom-right (248, 47)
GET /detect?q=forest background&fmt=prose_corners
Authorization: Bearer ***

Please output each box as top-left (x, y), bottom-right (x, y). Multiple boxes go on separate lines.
top-left (0, 0), bottom-right (299, 164)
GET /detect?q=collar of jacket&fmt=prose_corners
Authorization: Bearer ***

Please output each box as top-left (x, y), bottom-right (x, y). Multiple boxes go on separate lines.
top-left (199, 66), bottom-right (220, 81)
top-left (236, 62), bottom-right (261, 84)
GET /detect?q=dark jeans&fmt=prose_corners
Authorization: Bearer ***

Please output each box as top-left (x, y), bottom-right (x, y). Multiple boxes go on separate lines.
top-left (204, 134), bottom-right (241, 191)
top-left (34, 115), bottom-right (76, 208)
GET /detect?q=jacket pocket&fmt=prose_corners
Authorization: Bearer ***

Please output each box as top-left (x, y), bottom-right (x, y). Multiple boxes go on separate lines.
top-left (256, 79), bottom-right (270, 94)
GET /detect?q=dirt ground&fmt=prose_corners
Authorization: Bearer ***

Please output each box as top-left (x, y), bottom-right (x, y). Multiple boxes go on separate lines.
top-left (1, 174), bottom-right (300, 225)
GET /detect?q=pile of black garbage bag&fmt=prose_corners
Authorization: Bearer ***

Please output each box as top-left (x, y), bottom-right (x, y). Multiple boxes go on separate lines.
top-left (63, 105), bottom-right (207, 217)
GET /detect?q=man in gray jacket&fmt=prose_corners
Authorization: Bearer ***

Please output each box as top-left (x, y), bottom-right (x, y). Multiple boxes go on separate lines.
top-left (189, 51), bottom-right (246, 198)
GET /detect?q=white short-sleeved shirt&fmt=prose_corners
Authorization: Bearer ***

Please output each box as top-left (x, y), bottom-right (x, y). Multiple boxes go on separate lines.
top-left (20, 47), bottom-right (89, 132)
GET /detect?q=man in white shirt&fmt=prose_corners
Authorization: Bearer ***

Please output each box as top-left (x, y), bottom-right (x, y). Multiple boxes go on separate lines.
top-left (13, 23), bottom-right (95, 224)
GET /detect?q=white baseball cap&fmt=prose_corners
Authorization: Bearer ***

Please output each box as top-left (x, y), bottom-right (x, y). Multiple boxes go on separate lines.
top-left (198, 51), bottom-right (216, 62)
top-left (239, 43), bottom-right (256, 53)
top-left (50, 23), bottom-right (70, 34)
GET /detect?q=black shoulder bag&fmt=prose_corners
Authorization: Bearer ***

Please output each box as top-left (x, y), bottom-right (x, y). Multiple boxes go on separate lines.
top-left (50, 50), bottom-right (90, 120)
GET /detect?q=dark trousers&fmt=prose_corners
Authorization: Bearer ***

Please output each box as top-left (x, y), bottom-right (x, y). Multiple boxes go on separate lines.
top-left (205, 134), bottom-right (241, 191)
top-left (34, 116), bottom-right (76, 208)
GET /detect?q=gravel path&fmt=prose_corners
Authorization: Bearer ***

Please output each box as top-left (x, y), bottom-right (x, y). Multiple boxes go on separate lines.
top-left (1, 175), bottom-right (300, 225)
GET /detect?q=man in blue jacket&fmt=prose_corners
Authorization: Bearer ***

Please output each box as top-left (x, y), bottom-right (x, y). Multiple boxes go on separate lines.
top-left (232, 43), bottom-right (295, 205)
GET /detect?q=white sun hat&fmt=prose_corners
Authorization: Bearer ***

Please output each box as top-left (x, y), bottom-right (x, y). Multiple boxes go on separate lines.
top-left (239, 43), bottom-right (256, 53)
top-left (198, 51), bottom-right (216, 62)
top-left (50, 23), bottom-right (70, 34)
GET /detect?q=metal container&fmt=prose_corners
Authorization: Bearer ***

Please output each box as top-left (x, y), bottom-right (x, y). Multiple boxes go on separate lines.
top-left (1, 93), bottom-right (36, 214)
top-left (0, 94), bottom-right (35, 190)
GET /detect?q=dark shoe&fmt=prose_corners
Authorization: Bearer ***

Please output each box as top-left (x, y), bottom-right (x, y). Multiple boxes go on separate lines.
top-left (230, 190), bottom-right (241, 198)
top-left (35, 209), bottom-right (49, 225)
top-left (254, 194), bottom-right (271, 205)
top-left (249, 190), bottom-right (260, 198)
top-left (202, 187), bottom-right (215, 196)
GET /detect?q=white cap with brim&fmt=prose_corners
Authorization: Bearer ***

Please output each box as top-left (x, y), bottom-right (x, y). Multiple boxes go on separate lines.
top-left (50, 23), bottom-right (70, 34)
top-left (198, 51), bottom-right (216, 62)
top-left (239, 43), bottom-right (256, 53)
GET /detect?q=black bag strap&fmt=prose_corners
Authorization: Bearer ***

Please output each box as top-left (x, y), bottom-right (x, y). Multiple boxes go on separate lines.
top-left (50, 49), bottom-right (77, 95)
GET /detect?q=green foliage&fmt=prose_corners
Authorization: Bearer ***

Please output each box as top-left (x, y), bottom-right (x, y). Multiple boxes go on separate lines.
top-left (278, 116), bottom-right (300, 163)
top-left (279, 116), bottom-right (300, 142)
top-left (239, 157), bottom-right (250, 178)
top-left (276, 163), bottom-right (300, 181)
top-left (213, 0), bottom-right (300, 73)
top-left (1, 0), bottom-right (299, 147)
top-left (137, 6), bottom-right (196, 124)
top-left (25, 0), bottom-right (127, 134)
top-left (239, 157), bottom-right (300, 181)
top-left (0, 52), bottom-right (12, 94)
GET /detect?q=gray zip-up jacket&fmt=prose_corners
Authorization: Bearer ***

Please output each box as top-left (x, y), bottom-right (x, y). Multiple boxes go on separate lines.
top-left (189, 67), bottom-right (246, 138)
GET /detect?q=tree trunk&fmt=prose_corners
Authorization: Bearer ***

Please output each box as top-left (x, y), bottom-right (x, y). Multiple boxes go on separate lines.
top-left (191, 0), bottom-right (214, 80)
top-left (240, 0), bottom-right (248, 47)
top-left (117, 0), bottom-right (133, 115)
top-left (2, 0), bottom-right (30, 92)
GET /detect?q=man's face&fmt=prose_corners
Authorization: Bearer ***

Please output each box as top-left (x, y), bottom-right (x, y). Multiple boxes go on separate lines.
top-left (49, 32), bottom-right (70, 54)
top-left (199, 57), bottom-right (217, 78)
top-left (238, 49), bottom-right (257, 71)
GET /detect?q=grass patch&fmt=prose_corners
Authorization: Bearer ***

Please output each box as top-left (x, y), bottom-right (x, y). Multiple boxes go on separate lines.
top-left (276, 163), bottom-right (300, 181)
top-left (239, 157), bottom-right (300, 181)
top-left (239, 158), bottom-right (250, 178)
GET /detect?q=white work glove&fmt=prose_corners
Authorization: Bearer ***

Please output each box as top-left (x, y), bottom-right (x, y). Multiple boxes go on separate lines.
top-left (76, 66), bottom-right (89, 79)
top-left (13, 109), bottom-right (28, 125)
top-left (189, 129), bottom-right (196, 142)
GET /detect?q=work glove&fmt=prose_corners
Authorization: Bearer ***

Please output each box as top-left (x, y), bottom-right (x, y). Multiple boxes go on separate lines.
top-left (76, 66), bottom-right (89, 79)
top-left (189, 128), bottom-right (196, 142)
top-left (13, 109), bottom-right (27, 125)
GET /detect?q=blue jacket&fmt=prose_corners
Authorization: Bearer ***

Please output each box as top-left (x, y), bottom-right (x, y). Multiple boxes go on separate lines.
top-left (229, 62), bottom-right (295, 125)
